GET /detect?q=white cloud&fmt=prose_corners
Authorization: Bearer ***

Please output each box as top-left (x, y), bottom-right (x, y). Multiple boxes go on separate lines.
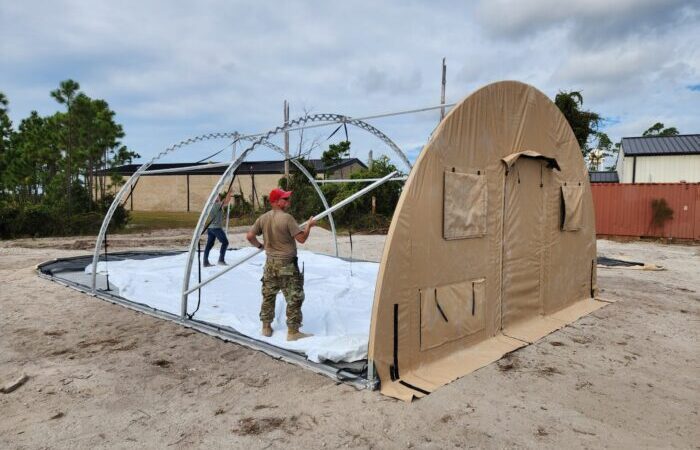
top-left (0, 0), bottom-right (698, 162)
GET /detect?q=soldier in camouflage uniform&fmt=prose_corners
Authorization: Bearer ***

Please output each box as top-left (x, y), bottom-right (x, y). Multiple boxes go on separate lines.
top-left (246, 188), bottom-right (316, 341)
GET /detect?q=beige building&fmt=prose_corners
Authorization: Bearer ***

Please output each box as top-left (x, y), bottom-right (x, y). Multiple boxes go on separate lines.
top-left (99, 159), bottom-right (367, 212)
top-left (616, 134), bottom-right (700, 183)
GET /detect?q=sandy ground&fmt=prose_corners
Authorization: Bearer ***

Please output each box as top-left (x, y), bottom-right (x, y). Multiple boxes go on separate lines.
top-left (1, 229), bottom-right (698, 449)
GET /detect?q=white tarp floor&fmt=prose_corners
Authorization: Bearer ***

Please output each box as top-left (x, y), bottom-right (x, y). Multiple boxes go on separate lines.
top-left (86, 249), bottom-right (378, 363)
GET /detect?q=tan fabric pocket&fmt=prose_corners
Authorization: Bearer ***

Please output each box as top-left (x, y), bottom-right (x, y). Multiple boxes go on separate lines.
top-left (420, 278), bottom-right (486, 351)
top-left (443, 171), bottom-right (487, 240)
top-left (561, 185), bottom-right (583, 231)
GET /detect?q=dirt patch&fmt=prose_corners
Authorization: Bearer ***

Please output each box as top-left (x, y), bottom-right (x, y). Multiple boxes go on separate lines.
top-left (77, 338), bottom-right (122, 349)
top-left (497, 354), bottom-right (522, 372)
top-left (48, 348), bottom-right (73, 357)
top-left (538, 366), bottom-right (563, 377)
top-left (253, 404), bottom-right (278, 411)
top-left (44, 330), bottom-right (67, 337)
top-left (232, 417), bottom-right (287, 436)
top-left (570, 336), bottom-right (593, 345)
top-left (152, 359), bottom-right (172, 368)
top-left (240, 376), bottom-right (269, 388)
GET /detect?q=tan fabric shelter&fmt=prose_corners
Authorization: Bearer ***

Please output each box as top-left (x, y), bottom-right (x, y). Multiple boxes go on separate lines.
top-left (368, 81), bottom-right (606, 401)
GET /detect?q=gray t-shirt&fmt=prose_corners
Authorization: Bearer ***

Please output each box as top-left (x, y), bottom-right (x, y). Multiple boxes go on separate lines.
top-left (251, 210), bottom-right (302, 259)
top-left (207, 204), bottom-right (225, 229)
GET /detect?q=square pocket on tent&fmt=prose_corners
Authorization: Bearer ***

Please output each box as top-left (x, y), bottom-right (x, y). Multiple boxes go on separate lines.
top-left (420, 279), bottom-right (486, 351)
top-left (561, 184), bottom-right (583, 231)
top-left (443, 171), bottom-right (487, 240)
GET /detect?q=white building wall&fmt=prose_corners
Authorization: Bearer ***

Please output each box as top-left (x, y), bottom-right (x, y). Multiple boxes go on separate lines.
top-left (619, 154), bottom-right (700, 183)
top-left (616, 151), bottom-right (626, 182)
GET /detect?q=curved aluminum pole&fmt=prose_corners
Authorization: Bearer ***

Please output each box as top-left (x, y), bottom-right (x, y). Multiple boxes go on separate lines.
top-left (90, 132), bottom-right (241, 291)
top-left (181, 145), bottom-right (259, 318)
top-left (288, 158), bottom-right (339, 256)
top-left (90, 171), bottom-right (145, 291)
top-left (181, 111), bottom-right (405, 317)
top-left (271, 113), bottom-right (412, 171)
top-left (183, 171), bottom-right (399, 296)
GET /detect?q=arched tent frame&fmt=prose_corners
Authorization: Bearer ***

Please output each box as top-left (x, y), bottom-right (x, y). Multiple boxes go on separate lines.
top-left (125, 137), bottom-right (339, 254)
top-left (90, 113), bottom-right (413, 294)
top-left (179, 114), bottom-right (412, 316)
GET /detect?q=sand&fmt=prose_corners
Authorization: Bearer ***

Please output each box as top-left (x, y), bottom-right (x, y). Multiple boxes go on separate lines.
top-left (1, 229), bottom-right (698, 449)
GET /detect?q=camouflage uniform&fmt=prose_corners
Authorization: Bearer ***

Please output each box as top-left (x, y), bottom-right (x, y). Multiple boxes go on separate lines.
top-left (260, 257), bottom-right (305, 327)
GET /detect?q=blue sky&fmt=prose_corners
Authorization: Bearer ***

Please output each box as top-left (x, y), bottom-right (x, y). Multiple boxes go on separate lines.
top-left (1, 0), bottom-right (698, 167)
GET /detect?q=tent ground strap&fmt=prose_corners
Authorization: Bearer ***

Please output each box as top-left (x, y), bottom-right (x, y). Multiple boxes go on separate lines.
top-left (390, 303), bottom-right (399, 381)
top-left (104, 231), bottom-right (111, 291)
top-left (399, 380), bottom-right (430, 396)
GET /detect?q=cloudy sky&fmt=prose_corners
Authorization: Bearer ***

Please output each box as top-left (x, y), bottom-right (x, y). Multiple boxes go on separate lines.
top-left (1, 0), bottom-right (698, 166)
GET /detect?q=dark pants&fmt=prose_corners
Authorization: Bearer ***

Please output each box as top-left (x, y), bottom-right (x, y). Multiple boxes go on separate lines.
top-left (204, 228), bottom-right (228, 263)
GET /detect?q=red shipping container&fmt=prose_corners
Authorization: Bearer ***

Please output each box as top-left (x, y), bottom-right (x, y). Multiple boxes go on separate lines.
top-left (591, 183), bottom-right (700, 240)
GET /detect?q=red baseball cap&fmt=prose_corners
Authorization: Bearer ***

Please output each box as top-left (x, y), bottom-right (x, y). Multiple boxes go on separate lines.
top-left (269, 188), bottom-right (292, 203)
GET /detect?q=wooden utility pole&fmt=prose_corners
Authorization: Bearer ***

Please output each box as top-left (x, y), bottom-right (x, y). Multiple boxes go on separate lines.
top-left (284, 100), bottom-right (290, 181)
top-left (440, 57), bottom-right (447, 122)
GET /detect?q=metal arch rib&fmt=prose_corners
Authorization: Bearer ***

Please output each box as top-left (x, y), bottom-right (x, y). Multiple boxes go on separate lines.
top-left (95, 111), bottom-right (410, 292)
top-left (180, 111), bottom-right (390, 315)
top-left (181, 133), bottom-right (276, 317)
top-left (90, 132), bottom-right (241, 291)
top-left (280, 113), bottom-right (412, 171)
top-left (238, 136), bottom-right (339, 257)
top-left (346, 118), bottom-right (412, 170)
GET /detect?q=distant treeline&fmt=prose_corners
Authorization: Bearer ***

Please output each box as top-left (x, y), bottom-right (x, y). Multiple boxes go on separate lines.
top-left (0, 83), bottom-right (680, 238)
top-left (0, 80), bottom-right (136, 238)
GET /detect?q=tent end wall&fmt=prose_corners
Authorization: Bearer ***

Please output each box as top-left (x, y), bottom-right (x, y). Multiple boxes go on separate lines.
top-left (368, 80), bottom-right (602, 401)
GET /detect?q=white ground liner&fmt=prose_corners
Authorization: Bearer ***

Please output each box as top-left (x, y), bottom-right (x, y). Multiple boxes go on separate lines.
top-left (87, 249), bottom-right (378, 363)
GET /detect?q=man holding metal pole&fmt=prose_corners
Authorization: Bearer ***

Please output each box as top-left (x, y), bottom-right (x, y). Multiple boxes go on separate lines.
top-left (203, 191), bottom-right (233, 267)
top-left (246, 188), bottom-right (316, 341)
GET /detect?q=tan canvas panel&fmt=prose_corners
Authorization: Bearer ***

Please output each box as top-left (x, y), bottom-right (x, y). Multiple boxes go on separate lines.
top-left (501, 297), bottom-right (605, 343)
top-left (388, 334), bottom-right (527, 401)
top-left (420, 279), bottom-right (485, 351)
top-left (368, 81), bottom-right (601, 401)
top-left (561, 185), bottom-right (584, 231)
top-left (443, 171), bottom-right (487, 239)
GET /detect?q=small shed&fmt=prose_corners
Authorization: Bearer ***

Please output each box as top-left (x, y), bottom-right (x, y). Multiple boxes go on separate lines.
top-left (616, 134), bottom-right (700, 183)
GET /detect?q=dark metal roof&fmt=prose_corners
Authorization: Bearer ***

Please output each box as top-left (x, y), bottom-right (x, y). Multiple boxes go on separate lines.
top-left (621, 134), bottom-right (700, 156)
top-left (589, 171), bottom-right (619, 183)
top-left (97, 158), bottom-right (367, 176)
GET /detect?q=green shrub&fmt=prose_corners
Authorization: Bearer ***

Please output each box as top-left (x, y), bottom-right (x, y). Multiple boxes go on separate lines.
top-left (0, 196), bottom-right (129, 239)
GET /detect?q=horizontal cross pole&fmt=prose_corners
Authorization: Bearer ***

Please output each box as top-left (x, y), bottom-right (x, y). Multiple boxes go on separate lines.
top-left (316, 176), bottom-right (408, 184)
top-left (183, 170), bottom-right (399, 296)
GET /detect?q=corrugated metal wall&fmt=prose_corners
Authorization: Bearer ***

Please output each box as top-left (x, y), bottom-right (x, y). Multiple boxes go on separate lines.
top-left (591, 183), bottom-right (700, 240)
top-left (619, 155), bottom-right (700, 183)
